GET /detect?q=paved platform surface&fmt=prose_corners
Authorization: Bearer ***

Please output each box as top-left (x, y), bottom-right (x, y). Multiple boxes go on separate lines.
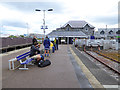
top-left (2, 45), bottom-right (80, 88)
top-left (1, 45), bottom-right (119, 89)
top-left (71, 46), bottom-right (119, 89)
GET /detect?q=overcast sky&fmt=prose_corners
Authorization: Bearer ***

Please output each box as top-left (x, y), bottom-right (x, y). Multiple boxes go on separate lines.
top-left (0, 0), bottom-right (119, 35)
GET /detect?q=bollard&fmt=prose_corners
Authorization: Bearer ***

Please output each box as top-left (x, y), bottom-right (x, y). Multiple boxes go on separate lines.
top-left (83, 45), bottom-right (86, 51)
top-left (98, 45), bottom-right (101, 51)
top-left (90, 45), bottom-right (93, 51)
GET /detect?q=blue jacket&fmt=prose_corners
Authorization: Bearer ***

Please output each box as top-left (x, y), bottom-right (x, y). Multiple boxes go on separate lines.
top-left (43, 38), bottom-right (50, 48)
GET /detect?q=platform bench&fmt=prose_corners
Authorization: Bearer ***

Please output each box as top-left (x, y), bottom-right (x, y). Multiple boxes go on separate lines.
top-left (9, 51), bottom-right (34, 70)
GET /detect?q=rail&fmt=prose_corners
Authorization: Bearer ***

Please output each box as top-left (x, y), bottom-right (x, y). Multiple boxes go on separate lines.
top-left (84, 50), bottom-right (120, 75)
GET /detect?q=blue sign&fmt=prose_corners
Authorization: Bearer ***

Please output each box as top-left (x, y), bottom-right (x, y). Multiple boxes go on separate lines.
top-left (41, 26), bottom-right (44, 29)
top-left (24, 34), bottom-right (28, 36)
top-left (90, 36), bottom-right (95, 39)
top-left (45, 26), bottom-right (48, 29)
top-left (41, 26), bottom-right (48, 29)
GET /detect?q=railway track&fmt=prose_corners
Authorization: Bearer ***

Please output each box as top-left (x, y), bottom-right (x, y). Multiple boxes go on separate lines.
top-left (94, 51), bottom-right (120, 64)
top-left (83, 50), bottom-right (120, 75)
top-left (76, 47), bottom-right (120, 75)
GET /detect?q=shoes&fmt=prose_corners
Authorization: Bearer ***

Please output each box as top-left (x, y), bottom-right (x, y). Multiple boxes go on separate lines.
top-left (45, 54), bottom-right (50, 57)
top-left (45, 54), bottom-right (46, 57)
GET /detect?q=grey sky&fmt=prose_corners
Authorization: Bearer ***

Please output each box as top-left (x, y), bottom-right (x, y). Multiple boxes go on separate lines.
top-left (0, 0), bottom-right (119, 35)
top-left (2, 2), bottom-right (64, 14)
top-left (2, 20), bottom-right (27, 28)
top-left (91, 15), bottom-right (118, 25)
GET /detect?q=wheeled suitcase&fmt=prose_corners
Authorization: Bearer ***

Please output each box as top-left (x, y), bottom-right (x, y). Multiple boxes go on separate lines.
top-left (38, 59), bottom-right (51, 67)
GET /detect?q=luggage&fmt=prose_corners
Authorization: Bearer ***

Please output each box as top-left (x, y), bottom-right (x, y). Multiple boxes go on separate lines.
top-left (38, 59), bottom-right (51, 67)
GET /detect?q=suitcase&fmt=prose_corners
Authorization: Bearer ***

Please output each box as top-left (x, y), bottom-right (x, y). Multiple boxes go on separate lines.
top-left (38, 59), bottom-right (51, 67)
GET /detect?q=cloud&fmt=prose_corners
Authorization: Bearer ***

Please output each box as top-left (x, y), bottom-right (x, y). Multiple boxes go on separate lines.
top-left (1, 2), bottom-right (64, 14)
top-left (2, 20), bottom-right (27, 28)
top-left (0, 1), bottom-right (66, 35)
top-left (90, 15), bottom-right (118, 25)
top-left (0, 0), bottom-right (119, 35)
top-left (1, 25), bottom-right (28, 35)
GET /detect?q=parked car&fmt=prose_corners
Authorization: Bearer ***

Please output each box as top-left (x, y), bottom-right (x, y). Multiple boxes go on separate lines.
top-left (61, 39), bottom-right (66, 44)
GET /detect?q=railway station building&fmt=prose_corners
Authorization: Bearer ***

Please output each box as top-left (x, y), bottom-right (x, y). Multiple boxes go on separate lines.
top-left (48, 20), bottom-right (95, 44)
top-left (94, 28), bottom-right (119, 39)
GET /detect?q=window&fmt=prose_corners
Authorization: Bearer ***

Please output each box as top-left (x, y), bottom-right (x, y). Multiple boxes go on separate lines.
top-left (100, 30), bottom-right (105, 35)
top-left (66, 27), bottom-right (69, 31)
top-left (116, 30), bottom-right (120, 34)
top-left (109, 30), bottom-right (113, 35)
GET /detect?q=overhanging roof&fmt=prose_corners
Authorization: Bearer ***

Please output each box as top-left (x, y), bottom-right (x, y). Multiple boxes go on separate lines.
top-left (47, 30), bottom-right (88, 38)
top-left (61, 20), bottom-right (95, 28)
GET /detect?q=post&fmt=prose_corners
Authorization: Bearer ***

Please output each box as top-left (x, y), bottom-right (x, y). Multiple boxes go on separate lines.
top-left (35, 9), bottom-right (53, 39)
top-left (67, 37), bottom-right (69, 44)
top-left (106, 25), bottom-right (107, 39)
top-left (43, 10), bottom-right (46, 38)
top-left (26, 23), bottom-right (29, 36)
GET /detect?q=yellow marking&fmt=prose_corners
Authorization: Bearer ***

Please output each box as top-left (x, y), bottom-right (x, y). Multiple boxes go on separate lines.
top-left (70, 47), bottom-right (104, 88)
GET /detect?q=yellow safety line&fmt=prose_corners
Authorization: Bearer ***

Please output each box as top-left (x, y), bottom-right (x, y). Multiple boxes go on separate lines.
top-left (70, 47), bottom-right (104, 88)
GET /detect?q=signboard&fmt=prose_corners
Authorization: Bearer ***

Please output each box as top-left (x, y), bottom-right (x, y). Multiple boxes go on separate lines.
top-left (90, 36), bottom-right (95, 39)
top-left (41, 26), bottom-right (48, 29)
top-left (24, 34), bottom-right (28, 36)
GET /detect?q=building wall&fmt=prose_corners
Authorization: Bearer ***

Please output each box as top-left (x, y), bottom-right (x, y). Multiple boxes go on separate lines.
top-left (63, 25), bottom-right (71, 31)
top-left (94, 28), bottom-right (119, 39)
top-left (81, 24), bottom-right (94, 35)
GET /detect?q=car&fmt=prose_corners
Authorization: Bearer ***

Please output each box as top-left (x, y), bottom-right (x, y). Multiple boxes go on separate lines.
top-left (61, 39), bottom-right (66, 44)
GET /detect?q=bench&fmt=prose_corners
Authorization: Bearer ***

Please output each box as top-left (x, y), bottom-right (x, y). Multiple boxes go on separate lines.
top-left (9, 51), bottom-right (34, 70)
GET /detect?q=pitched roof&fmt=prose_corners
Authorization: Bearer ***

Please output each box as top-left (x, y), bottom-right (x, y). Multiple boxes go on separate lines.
top-left (47, 30), bottom-right (88, 37)
top-left (61, 20), bottom-right (95, 28)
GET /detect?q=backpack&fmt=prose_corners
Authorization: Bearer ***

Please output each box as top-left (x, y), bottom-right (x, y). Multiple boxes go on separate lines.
top-left (38, 59), bottom-right (51, 68)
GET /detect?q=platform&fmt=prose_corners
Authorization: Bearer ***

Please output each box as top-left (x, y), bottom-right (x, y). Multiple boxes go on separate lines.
top-left (1, 45), bottom-right (119, 89)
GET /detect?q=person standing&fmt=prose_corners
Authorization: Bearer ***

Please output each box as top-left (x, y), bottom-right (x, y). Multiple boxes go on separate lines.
top-left (43, 36), bottom-right (50, 57)
top-left (54, 38), bottom-right (57, 50)
top-left (32, 36), bottom-right (38, 45)
top-left (56, 38), bottom-right (58, 50)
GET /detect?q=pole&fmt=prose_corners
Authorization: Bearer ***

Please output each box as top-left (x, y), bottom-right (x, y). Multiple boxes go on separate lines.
top-left (106, 25), bottom-right (107, 39)
top-left (26, 23), bottom-right (29, 36)
top-left (43, 10), bottom-right (46, 38)
top-left (35, 9), bottom-right (53, 39)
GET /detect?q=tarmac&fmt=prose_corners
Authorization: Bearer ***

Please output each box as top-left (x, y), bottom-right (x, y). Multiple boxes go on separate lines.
top-left (1, 45), bottom-right (119, 89)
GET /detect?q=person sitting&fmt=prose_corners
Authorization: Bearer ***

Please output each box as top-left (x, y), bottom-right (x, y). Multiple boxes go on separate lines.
top-left (30, 42), bottom-right (44, 63)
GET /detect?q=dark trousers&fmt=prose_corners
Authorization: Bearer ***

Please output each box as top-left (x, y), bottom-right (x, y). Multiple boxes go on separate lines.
top-left (56, 44), bottom-right (58, 50)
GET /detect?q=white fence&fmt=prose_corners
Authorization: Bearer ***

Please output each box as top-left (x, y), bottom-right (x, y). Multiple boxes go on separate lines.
top-left (75, 39), bottom-right (119, 50)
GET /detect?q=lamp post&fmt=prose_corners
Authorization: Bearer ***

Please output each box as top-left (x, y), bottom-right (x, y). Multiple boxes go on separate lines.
top-left (106, 25), bottom-right (107, 39)
top-left (35, 9), bottom-right (53, 38)
top-left (26, 23), bottom-right (29, 37)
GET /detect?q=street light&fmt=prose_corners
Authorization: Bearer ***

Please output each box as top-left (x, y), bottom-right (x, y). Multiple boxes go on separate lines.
top-left (26, 23), bottom-right (29, 36)
top-left (35, 9), bottom-right (53, 38)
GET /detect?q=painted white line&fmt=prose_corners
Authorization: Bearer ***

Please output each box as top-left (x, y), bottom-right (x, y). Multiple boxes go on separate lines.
top-left (103, 85), bottom-right (119, 88)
